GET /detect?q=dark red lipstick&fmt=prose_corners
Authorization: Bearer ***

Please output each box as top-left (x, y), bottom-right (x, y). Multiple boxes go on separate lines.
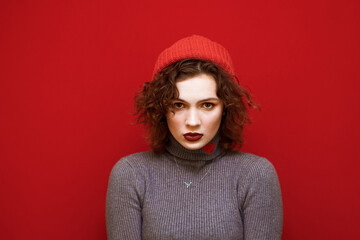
top-left (183, 132), bottom-right (203, 141)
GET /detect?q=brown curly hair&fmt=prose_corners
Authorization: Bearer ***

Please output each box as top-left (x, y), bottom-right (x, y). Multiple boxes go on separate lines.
top-left (134, 59), bottom-right (257, 153)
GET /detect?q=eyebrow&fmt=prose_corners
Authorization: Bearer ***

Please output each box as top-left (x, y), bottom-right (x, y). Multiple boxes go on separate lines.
top-left (175, 97), bottom-right (220, 103)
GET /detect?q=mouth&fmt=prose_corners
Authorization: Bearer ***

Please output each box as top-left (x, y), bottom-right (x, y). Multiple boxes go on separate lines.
top-left (183, 132), bottom-right (203, 141)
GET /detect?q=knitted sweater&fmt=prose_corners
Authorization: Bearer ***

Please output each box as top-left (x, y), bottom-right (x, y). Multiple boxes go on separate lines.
top-left (106, 135), bottom-right (283, 239)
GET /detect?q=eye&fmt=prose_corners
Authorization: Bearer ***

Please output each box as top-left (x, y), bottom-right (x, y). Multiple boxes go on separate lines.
top-left (203, 102), bottom-right (214, 109)
top-left (173, 102), bottom-right (184, 109)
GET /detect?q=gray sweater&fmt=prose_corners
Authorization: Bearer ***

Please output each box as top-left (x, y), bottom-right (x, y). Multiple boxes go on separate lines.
top-left (106, 135), bottom-right (283, 239)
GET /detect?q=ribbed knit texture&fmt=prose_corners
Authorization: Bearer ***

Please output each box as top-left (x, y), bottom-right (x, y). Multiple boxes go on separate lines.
top-left (153, 35), bottom-right (235, 78)
top-left (106, 136), bottom-right (283, 240)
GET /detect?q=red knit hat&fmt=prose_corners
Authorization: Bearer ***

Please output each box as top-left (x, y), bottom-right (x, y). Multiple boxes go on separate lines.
top-left (153, 35), bottom-right (235, 78)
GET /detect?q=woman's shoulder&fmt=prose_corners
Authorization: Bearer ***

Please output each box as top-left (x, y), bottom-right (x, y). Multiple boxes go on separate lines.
top-left (120, 151), bottom-right (158, 162)
top-left (222, 151), bottom-right (278, 179)
top-left (224, 151), bottom-right (273, 167)
top-left (110, 150), bottom-right (162, 174)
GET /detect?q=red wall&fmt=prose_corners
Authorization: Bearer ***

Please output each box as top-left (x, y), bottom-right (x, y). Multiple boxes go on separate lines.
top-left (1, 0), bottom-right (359, 239)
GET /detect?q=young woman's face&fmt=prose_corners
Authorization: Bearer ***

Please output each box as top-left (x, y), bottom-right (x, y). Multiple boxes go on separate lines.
top-left (166, 73), bottom-right (223, 150)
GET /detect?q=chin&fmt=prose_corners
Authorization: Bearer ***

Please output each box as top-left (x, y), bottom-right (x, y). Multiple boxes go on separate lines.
top-left (181, 141), bottom-right (206, 150)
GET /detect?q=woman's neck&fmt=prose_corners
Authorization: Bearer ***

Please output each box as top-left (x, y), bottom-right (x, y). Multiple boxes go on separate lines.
top-left (165, 132), bottom-right (224, 162)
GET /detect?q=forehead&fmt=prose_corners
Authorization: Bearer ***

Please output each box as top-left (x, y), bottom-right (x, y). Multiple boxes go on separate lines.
top-left (176, 74), bottom-right (218, 100)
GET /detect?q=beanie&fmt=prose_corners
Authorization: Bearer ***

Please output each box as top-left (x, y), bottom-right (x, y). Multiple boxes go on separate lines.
top-left (152, 35), bottom-right (235, 78)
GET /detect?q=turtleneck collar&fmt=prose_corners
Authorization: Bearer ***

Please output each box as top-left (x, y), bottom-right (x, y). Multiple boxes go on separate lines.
top-left (165, 132), bottom-right (224, 161)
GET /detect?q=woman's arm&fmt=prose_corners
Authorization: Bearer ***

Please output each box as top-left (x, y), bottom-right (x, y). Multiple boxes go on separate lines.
top-left (240, 159), bottom-right (283, 240)
top-left (106, 159), bottom-right (143, 240)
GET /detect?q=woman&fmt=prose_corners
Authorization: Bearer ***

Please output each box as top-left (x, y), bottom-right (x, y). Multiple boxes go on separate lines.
top-left (106, 35), bottom-right (283, 240)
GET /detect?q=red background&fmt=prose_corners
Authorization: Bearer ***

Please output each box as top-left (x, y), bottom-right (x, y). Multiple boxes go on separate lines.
top-left (1, 0), bottom-right (359, 239)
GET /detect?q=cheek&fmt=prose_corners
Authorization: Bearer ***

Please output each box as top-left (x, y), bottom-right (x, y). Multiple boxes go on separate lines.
top-left (166, 113), bottom-right (182, 129)
top-left (206, 110), bottom-right (223, 129)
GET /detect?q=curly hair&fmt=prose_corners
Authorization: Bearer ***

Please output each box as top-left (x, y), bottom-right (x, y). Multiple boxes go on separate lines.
top-left (134, 59), bottom-right (257, 153)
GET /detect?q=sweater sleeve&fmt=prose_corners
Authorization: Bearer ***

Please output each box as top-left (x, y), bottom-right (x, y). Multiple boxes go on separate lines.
top-left (239, 158), bottom-right (283, 240)
top-left (106, 158), bottom-right (143, 240)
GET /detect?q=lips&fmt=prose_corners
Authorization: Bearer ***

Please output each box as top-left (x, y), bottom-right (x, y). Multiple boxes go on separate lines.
top-left (183, 132), bottom-right (203, 141)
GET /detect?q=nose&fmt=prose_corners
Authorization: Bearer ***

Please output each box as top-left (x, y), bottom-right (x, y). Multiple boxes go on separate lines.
top-left (185, 109), bottom-right (201, 127)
